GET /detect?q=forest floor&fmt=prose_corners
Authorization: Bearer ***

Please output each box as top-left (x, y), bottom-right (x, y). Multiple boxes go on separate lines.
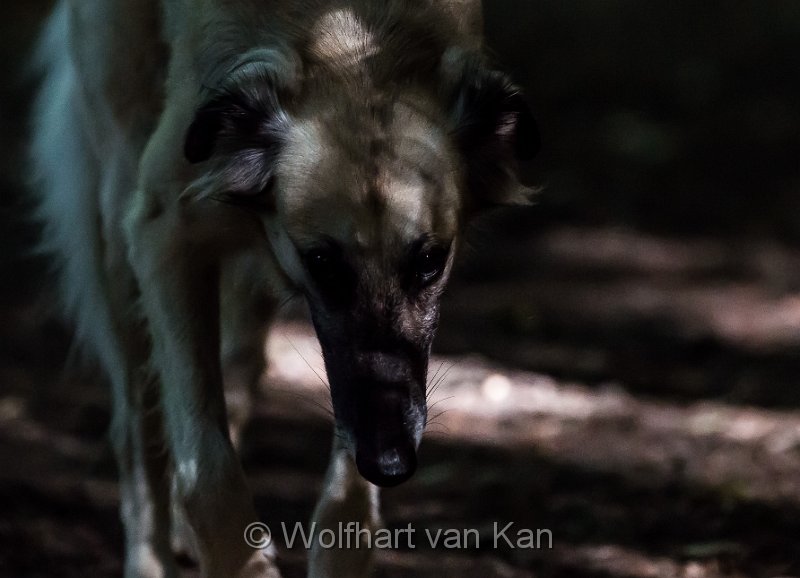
top-left (3, 225), bottom-right (800, 578)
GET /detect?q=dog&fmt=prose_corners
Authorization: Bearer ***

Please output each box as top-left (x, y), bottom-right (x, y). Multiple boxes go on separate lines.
top-left (30, 0), bottom-right (538, 576)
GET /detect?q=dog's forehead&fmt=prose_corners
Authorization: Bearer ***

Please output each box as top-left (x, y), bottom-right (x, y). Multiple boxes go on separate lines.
top-left (308, 8), bottom-right (378, 70)
top-left (277, 99), bottom-right (460, 252)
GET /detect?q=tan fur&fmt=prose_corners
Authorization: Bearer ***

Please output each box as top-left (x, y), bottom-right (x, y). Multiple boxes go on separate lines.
top-left (31, 1), bottom-right (532, 576)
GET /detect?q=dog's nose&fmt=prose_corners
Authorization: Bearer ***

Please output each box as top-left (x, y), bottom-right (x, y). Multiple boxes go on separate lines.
top-left (355, 440), bottom-right (417, 487)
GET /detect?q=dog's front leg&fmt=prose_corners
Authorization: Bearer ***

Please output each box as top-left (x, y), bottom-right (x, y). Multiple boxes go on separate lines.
top-left (126, 202), bottom-right (278, 578)
top-left (124, 111), bottom-right (279, 578)
top-left (308, 436), bottom-right (380, 578)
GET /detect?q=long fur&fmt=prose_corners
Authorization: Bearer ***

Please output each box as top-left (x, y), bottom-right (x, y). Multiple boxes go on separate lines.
top-left (31, 2), bottom-right (119, 371)
top-left (29, 2), bottom-right (537, 577)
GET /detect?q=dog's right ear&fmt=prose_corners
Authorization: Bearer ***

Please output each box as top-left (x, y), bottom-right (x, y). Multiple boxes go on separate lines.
top-left (184, 50), bottom-right (299, 165)
top-left (183, 88), bottom-right (283, 164)
top-left (181, 79), bottom-right (288, 205)
top-left (184, 99), bottom-right (226, 163)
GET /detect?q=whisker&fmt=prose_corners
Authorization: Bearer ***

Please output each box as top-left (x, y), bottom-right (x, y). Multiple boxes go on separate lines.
top-left (275, 292), bottom-right (299, 313)
top-left (275, 388), bottom-right (335, 420)
top-left (427, 360), bottom-right (445, 387)
top-left (282, 332), bottom-right (331, 391)
top-left (426, 379), bottom-right (443, 401)
top-left (426, 362), bottom-right (454, 400)
top-left (427, 395), bottom-right (455, 412)
top-left (424, 420), bottom-right (451, 436)
top-left (437, 362), bottom-right (455, 383)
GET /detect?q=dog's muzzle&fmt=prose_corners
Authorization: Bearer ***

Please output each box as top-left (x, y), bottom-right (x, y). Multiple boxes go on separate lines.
top-left (348, 378), bottom-right (425, 487)
top-left (316, 330), bottom-right (428, 487)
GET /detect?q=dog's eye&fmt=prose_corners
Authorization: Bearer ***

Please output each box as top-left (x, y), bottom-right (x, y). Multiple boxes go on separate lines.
top-left (302, 244), bottom-right (356, 307)
top-left (414, 246), bottom-right (448, 286)
top-left (304, 247), bottom-right (340, 282)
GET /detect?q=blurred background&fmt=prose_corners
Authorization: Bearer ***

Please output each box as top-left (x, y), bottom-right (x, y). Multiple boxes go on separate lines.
top-left (2, 1), bottom-right (800, 577)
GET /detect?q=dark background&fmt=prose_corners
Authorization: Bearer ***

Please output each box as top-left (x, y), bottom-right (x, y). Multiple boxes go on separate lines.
top-left (2, 1), bottom-right (800, 577)
top-left (485, 0), bottom-right (800, 240)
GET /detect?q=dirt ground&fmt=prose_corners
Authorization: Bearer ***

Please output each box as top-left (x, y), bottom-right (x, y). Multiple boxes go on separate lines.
top-left (3, 226), bottom-right (800, 578)
top-left (2, 2), bottom-right (800, 577)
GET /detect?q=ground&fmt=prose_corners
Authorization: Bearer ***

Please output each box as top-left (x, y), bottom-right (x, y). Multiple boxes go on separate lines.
top-left (3, 225), bottom-right (800, 578)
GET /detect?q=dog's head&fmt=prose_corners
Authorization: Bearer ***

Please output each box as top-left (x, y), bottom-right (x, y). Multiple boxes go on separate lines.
top-left (182, 15), bottom-right (538, 487)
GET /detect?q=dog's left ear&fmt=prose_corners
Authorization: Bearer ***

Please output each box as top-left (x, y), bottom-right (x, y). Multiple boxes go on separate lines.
top-left (448, 58), bottom-right (540, 208)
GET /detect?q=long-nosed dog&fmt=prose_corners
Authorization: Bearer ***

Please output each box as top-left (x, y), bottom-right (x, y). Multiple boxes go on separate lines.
top-left (30, 0), bottom-right (538, 576)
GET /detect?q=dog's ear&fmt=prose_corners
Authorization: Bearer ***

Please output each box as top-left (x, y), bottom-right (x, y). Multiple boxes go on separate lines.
top-left (185, 50), bottom-right (298, 165)
top-left (184, 87), bottom-right (283, 164)
top-left (449, 59), bottom-right (540, 209)
top-left (182, 83), bottom-right (286, 206)
top-left (184, 98), bottom-right (227, 164)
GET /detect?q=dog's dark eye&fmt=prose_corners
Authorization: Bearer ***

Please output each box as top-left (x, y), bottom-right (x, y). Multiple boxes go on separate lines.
top-left (303, 244), bottom-right (356, 307)
top-left (414, 246), bottom-right (448, 286)
top-left (304, 247), bottom-right (340, 282)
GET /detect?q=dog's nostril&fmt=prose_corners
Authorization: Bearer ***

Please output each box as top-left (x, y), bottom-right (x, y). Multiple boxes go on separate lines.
top-left (355, 444), bottom-right (417, 488)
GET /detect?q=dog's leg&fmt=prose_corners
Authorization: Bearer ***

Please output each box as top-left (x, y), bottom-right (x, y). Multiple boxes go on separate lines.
top-left (125, 118), bottom-right (280, 578)
top-left (110, 368), bottom-right (176, 578)
top-left (125, 224), bottom-right (278, 577)
top-left (102, 156), bottom-right (177, 578)
top-left (220, 252), bottom-right (277, 447)
top-left (308, 436), bottom-right (381, 578)
top-left (35, 2), bottom-right (179, 570)
top-left (89, 238), bottom-right (176, 578)
top-left (32, 17), bottom-right (176, 567)
top-left (170, 252), bottom-right (277, 561)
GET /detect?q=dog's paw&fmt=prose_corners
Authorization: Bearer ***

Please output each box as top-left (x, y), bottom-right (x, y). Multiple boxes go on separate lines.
top-left (170, 503), bottom-right (198, 563)
top-left (237, 549), bottom-right (282, 578)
